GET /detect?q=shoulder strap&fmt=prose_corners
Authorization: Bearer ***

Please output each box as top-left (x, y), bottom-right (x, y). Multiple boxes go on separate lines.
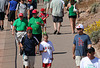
top-left (24, 3), bottom-right (27, 7)
top-left (18, 3), bottom-right (20, 10)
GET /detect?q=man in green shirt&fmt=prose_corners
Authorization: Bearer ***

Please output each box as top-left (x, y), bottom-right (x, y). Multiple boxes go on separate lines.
top-left (12, 13), bottom-right (28, 53)
top-left (28, 9), bottom-right (44, 43)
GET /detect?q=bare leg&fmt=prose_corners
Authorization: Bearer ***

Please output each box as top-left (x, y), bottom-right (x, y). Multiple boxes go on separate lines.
top-left (69, 18), bottom-right (74, 34)
top-left (46, 8), bottom-right (49, 13)
top-left (1, 20), bottom-right (4, 30)
top-left (58, 22), bottom-right (61, 32)
top-left (44, 27), bottom-right (46, 33)
top-left (19, 42), bottom-right (21, 51)
top-left (54, 22), bottom-right (57, 31)
top-left (73, 18), bottom-right (76, 33)
top-left (42, 27), bottom-right (44, 34)
top-left (11, 21), bottom-right (13, 30)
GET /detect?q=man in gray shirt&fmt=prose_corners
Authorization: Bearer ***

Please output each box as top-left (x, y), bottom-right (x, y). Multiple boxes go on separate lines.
top-left (15, 0), bottom-right (30, 20)
top-left (50, 0), bottom-right (64, 35)
top-left (0, 0), bottom-right (8, 30)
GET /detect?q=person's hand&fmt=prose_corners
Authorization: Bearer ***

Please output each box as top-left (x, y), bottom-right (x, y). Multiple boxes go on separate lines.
top-left (12, 32), bottom-right (14, 35)
top-left (36, 22), bottom-right (40, 25)
top-left (73, 54), bottom-right (75, 59)
top-left (43, 50), bottom-right (47, 52)
top-left (43, 18), bottom-right (46, 20)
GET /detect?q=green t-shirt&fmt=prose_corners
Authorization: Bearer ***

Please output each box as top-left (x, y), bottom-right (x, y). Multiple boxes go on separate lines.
top-left (28, 17), bottom-right (44, 34)
top-left (13, 18), bottom-right (28, 31)
top-left (44, 0), bottom-right (50, 2)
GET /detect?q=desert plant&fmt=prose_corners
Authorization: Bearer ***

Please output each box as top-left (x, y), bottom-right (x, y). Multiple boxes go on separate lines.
top-left (84, 20), bottom-right (100, 44)
top-left (91, 31), bottom-right (99, 44)
top-left (90, 2), bottom-right (100, 14)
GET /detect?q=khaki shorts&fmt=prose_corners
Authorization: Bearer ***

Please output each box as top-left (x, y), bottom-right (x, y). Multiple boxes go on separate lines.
top-left (16, 32), bottom-right (26, 43)
top-left (23, 55), bottom-right (35, 67)
top-left (75, 56), bottom-right (84, 66)
top-left (44, 1), bottom-right (50, 9)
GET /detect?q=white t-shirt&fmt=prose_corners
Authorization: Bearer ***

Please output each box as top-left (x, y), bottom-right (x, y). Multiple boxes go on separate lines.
top-left (80, 57), bottom-right (100, 68)
top-left (39, 41), bottom-right (55, 64)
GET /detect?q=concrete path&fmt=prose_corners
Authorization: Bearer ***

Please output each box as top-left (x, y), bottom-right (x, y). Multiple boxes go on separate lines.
top-left (0, 2), bottom-right (77, 68)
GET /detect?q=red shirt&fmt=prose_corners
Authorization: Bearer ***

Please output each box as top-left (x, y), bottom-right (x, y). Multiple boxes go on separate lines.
top-left (39, 13), bottom-right (49, 24)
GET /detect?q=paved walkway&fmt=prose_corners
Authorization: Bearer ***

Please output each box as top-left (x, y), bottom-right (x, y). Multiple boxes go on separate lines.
top-left (0, 2), bottom-right (77, 68)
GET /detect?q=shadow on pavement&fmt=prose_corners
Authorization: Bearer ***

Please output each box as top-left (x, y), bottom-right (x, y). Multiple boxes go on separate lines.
top-left (53, 52), bottom-right (67, 55)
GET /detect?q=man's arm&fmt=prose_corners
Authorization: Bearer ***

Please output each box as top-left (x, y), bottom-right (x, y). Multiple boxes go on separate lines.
top-left (15, 10), bottom-right (18, 19)
top-left (12, 26), bottom-right (15, 35)
top-left (73, 44), bottom-right (76, 59)
top-left (27, 9), bottom-right (30, 20)
top-left (7, 3), bottom-right (10, 15)
top-left (15, 3), bottom-right (19, 19)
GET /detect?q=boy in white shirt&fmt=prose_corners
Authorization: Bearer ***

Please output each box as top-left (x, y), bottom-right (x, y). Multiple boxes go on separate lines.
top-left (80, 47), bottom-right (100, 68)
top-left (39, 34), bottom-right (55, 68)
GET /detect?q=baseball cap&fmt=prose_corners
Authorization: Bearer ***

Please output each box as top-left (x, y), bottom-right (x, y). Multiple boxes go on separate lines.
top-left (28, 0), bottom-right (32, 2)
top-left (19, 13), bottom-right (23, 17)
top-left (87, 47), bottom-right (95, 53)
top-left (76, 24), bottom-right (84, 29)
top-left (32, 10), bottom-right (39, 14)
top-left (41, 8), bottom-right (45, 11)
top-left (27, 27), bottom-right (32, 31)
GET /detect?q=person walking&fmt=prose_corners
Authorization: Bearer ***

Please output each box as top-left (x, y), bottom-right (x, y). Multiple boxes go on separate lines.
top-left (39, 34), bottom-right (55, 68)
top-left (0, 0), bottom-right (8, 30)
top-left (50, 0), bottom-right (64, 35)
top-left (20, 27), bottom-right (39, 68)
top-left (15, 0), bottom-right (30, 20)
top-left (7, 0), bottom-right (18, 30)
top-left (66, 0), bottom-right (79, 34)
top-left (32, 0), bottom-right (39, 9)
top-left (43, 0), bottom-right (51, 13)
top-left (28, 9), bottom-right (44, 51)
top-left (12, 13), bottom-right (28, 54)
top-left (73, 24), bottom-right (92, 68)
top-left (39, 8), bottom-right (49, 34)
top-left (80, 47), bottom-right (100, 68)
top-left (27, 0), bottom-right (35, 19)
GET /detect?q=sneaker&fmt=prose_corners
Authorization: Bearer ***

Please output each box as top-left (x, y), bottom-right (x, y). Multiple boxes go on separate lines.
top-left (57, 32), bottom-right (61, 35)
top-left (53, 30), bottom-right (57, 34)
top-left (1, 27), bottom-right (4, 31)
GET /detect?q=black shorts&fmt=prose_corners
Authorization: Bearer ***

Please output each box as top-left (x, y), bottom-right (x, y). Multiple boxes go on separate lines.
top-left (52, 16), bottom-right (63, 22)
top-left (8, 11), bottom-right (15, 21)
top-left (33, 34), bottom-right (42, 42)
top-left (69, 15), bottom-right (77, 18)
top-left (0, 12), bottom-right (5, 20)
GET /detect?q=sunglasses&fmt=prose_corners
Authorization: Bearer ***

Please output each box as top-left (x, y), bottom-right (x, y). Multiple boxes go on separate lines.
top-left (77, 28), bottom-right (82, 30)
